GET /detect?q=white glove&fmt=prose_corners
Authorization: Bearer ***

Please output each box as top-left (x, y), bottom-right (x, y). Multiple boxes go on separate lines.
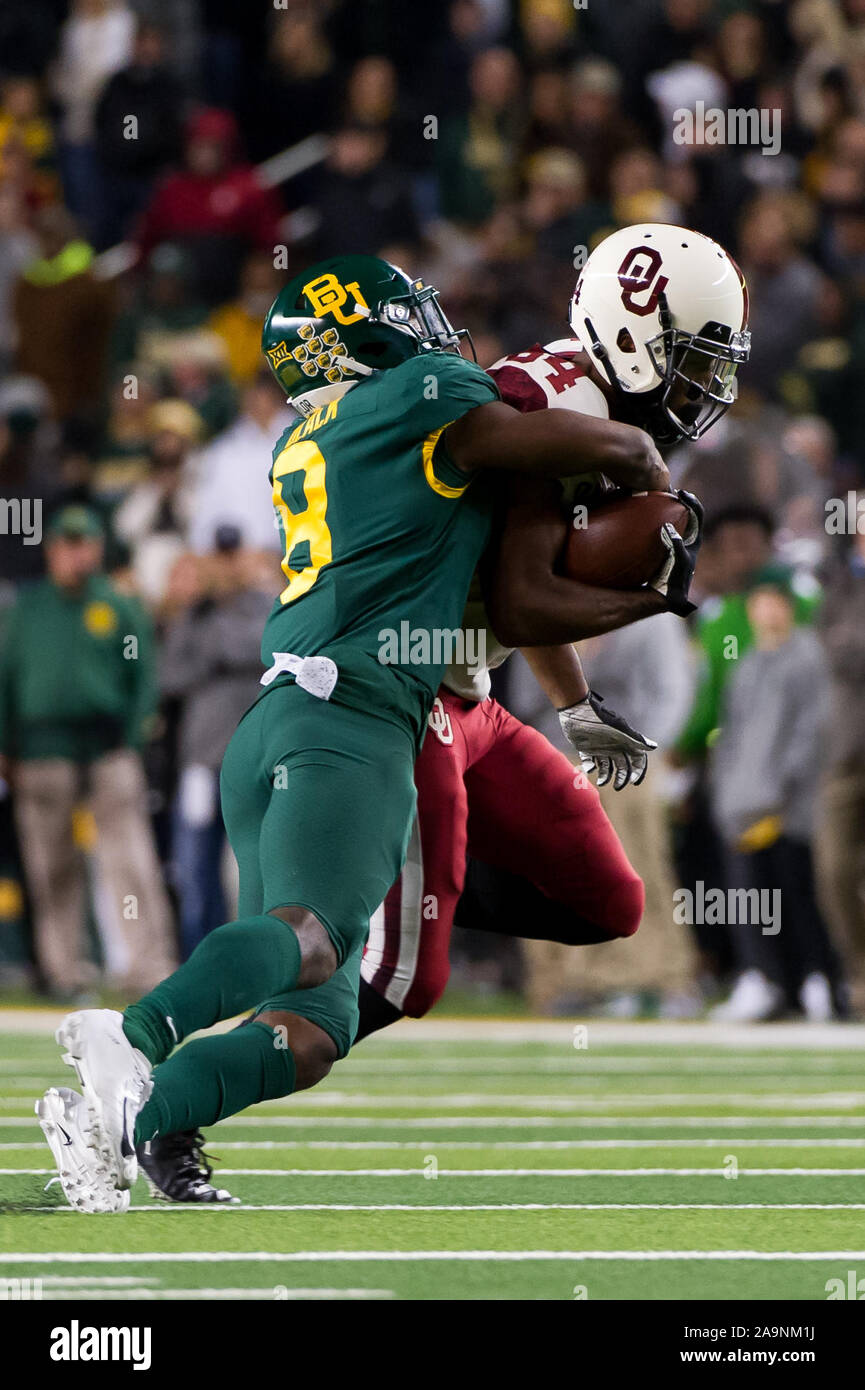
top-left (559, 690), bottom-right (657, 790)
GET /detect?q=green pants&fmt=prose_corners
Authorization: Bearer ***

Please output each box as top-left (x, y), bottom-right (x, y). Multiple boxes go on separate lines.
top-left (219, 681), bottom-right (417, 1055)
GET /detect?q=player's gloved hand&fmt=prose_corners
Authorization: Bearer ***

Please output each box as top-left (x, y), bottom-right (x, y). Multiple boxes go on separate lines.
top-left (559, 690), bottom-right (658, 791)
top-left (649, 490), bottom-right (704, 617)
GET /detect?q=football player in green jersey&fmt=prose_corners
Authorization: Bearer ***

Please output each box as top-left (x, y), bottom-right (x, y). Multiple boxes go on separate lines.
top-left (38, 255), bottom-right (683, 1213)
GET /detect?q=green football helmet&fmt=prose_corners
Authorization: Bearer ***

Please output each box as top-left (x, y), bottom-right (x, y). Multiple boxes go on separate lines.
top-left (261, 255), bottom-right (468, 415)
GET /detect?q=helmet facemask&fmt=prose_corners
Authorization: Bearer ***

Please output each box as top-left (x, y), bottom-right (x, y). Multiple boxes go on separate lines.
top-left (587, 295), bottom-right (750, 449)
top-left (376, 280), bottom-right (475, 358)
top-left (646, 295), bottom-right (751, 444)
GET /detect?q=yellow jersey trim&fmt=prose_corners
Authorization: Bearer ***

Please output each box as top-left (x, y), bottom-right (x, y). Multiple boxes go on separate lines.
top-left (421, 422), bottom-right (469, 499)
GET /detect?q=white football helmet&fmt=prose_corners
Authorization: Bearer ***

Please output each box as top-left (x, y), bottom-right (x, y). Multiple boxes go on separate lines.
top-left (569, 224), bottom-right (750, 447)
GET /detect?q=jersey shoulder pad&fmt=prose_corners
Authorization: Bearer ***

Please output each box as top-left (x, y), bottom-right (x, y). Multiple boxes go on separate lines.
top-left (489, 342), bottom-right (608, 418)
top-left (388, 350), bottom-right (499, 438)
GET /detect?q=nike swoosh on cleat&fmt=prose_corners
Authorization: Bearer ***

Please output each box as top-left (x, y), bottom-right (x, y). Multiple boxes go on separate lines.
top-left (120, 1097), bottom-right (134, 1158)
top-left (57, 1125), bottom-right (73, 1147)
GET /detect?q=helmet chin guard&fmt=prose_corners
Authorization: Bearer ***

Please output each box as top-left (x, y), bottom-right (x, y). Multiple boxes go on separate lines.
top-left (570, 224), bottom-right (750, 447)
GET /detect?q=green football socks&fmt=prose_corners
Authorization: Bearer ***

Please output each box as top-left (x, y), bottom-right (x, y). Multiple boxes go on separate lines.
top-left (134, 1021), bottom-right (297, 1143)
top-left (122, 913), bottom-right (302, 1065)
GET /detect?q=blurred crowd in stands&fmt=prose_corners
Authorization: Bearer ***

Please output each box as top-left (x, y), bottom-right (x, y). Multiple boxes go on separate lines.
top-left (1, 0), bottom-right (865, 1022)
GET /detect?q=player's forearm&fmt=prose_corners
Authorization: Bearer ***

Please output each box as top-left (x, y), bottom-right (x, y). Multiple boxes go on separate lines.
top-left (490, 572), bottom-right (667, 647)
top-left (520, 643), bottom-right (589, 707)
top-left (447, 402), bottom-right (669, 491)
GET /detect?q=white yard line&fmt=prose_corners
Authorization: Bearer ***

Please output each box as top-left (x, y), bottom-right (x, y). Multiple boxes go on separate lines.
top-left (10, 1137), bottom-right (865, 1154)
top-left (4, 1096), bottom-right (865, 1123)
top-left (10, 1202), bottom-right (865, 1214)
top-left (40, 1287), bottom-right (395, 1299)
top-left (8, 1164), bottom-right (865, 1178)
top-left (4, 1249), bottom-right (865, 1263)
top-left (6, 1057), bottom-right (864, 1079)
top-left (3, 1011), bottom-right (865, 1047)
top-left (250, 1092), bottom-right (865, 1109)
top-left (9, 1114), bottom-right (865, 1133)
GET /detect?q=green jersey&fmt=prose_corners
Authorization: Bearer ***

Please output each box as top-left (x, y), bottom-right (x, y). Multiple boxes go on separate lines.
top-left (260, 350), bottom-right (498, 743)
top-left (0, 574), bottom-right (156, 761)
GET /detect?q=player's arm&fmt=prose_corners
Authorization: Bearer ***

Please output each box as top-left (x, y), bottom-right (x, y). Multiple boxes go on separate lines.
top-left (482, 473), bottom-right (667, 648)
top-left (522, 643), bottom-right (657, 790)
top-left (445, 399), bottom-right (669, 492)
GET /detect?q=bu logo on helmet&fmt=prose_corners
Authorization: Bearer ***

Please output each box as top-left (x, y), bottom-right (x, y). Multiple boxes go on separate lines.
top-left (303, 273), bottom-right (370, 325)
top-left (617, 246), bottom-right (669, 317)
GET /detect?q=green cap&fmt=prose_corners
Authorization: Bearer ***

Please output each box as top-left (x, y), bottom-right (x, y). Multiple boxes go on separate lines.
top-left (745, 562), bottom-right (796, 600)
top-left (47, 505), bottom-right (105, 540)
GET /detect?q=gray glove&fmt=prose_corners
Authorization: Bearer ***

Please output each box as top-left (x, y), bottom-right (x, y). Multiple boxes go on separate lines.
top-left (559, 690), bottom-right (657, 790)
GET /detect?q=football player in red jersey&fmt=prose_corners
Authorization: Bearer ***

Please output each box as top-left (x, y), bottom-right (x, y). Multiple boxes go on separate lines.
top-left (142, 225), bottom-right (749, 1201)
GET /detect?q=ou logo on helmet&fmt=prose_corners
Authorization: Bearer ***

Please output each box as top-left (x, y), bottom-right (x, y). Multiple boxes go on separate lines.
top-left (617, 246), bottom-right (669, 317)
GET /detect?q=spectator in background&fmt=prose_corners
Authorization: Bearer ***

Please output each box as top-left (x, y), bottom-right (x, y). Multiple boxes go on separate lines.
top-left (0, 376), bottom-right (60, 585)
top-left (710, 567), bottom-right (840, 1021)
top-left (0, 183), bottom-right (36, 373)
top-left (113, 398), bottom-right (203, 606)
top-left (521, 148), bottom-right (610, 264)
top-left (52, 0), bottom-right (135, 239)
top-left (568, 59), bottom-right (641, 203)
top-left (160, 531), bottom-right (277, 956)
top-left (677, 506), bottom-right (820, 764)
top-left (157, 330), bottom-right (237, 439)
top-left (245, 9), bottom-right (337, 163)
top-left (672, 506), bottom-right (814, 989)
top-left (187, 369), bottom-right (285, 556)
top-left (517, 614), bottom-right (699, 1018)
top-left (207, 251), bottom-right (282, 386)
top-left (815, 512), bottom-right (865, 1016)
top-left (136, 107), bottom-right (283, 304)
top-left (0, 76), bottom-right (56, 191)
top-left (95, 368), bottom-right (160, 498)
top-left (111, 241), bottom-right (207, 371)
top-left (608, 145), bottom-right (681, 227)
top-left (739, 192), bottom-right (825, 400)
top-left (93, 20), bottom-right (185, 248)
top-left (0, 505), bottom-right (175, 997)
top-left (438, 46), bottom-right (524, 226)
top-left (12, 204), bottom-right (115, 425)
top-left (522, 67), bottom-right (575, 158)
top-left (312, 125), bottom-right (419, 259)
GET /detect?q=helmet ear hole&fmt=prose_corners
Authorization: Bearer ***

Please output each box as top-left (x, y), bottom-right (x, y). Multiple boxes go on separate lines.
top-left (616, 328), bottom-right (637, 354)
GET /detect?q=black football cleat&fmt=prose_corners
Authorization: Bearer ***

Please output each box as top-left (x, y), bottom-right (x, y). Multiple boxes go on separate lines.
top-left (137, 1130), bottom-right (239, 1204)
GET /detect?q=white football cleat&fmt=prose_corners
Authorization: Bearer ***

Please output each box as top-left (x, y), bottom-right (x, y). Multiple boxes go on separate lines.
top-left (709, 969), bottom-right (784, 1023)
top-left (36, 1086), bottom-right (129, 1214)
top-left (57, 1009), bottom-right (153, 1192)
top-left (800, 972), bottom-right (834, 1022)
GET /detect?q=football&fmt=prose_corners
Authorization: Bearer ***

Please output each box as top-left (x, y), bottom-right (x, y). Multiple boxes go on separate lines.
top-left (562, 490), bottom-right (691, 590)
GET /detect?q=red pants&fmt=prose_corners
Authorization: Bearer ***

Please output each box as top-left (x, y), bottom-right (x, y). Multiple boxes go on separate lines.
top-left (361, 690), bottom-right (644, 1015)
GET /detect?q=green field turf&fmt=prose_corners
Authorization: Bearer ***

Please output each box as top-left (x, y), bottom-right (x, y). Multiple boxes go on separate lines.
top-left (2, 1016), bottom-right (865, 1301)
